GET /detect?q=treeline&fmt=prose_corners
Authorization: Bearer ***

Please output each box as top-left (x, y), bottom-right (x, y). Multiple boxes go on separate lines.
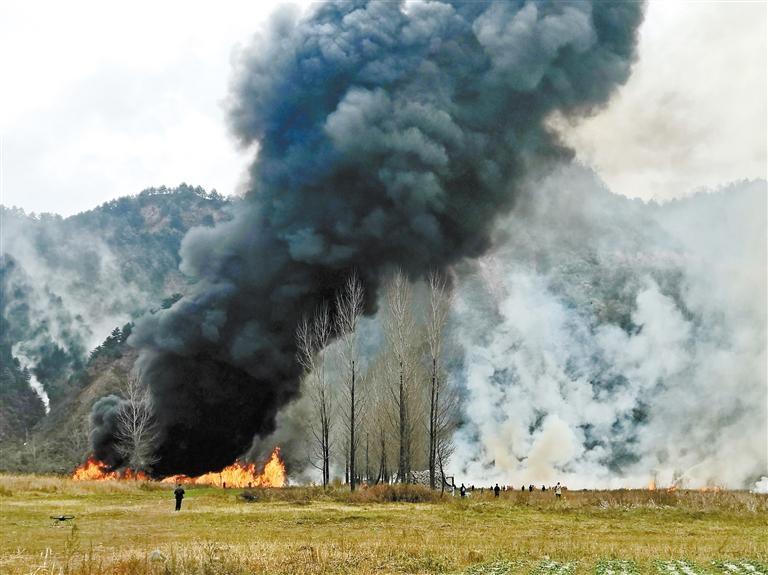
top-left (97, 183), bottom-right (226, 217)
top-left (88, 324), bottom-right (133, 363)
top-left (1, 183), bottom-right (228, 221)
top-left (298, 270), bottom-right (458, 491)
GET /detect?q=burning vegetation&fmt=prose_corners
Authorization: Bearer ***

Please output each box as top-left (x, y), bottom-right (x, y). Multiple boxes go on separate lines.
top-left (72, 457), bottom-right (150, 481)
top-left (72, 447), bottom-right (286, 488)
top-left (161, 447), bottom-right (286, 488)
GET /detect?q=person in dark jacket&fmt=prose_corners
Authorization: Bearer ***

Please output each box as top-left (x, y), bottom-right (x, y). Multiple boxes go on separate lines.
top-left (174, 485), bottom-right (185, 511)
top-left (494, 483), bottom-right (500, 498)
top-left (460, 483), bottom-right (467, 498)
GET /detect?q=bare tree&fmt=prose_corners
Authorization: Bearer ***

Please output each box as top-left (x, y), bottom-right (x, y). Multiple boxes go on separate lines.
top-left (115, 372), bottom-right (159, 471)
top-left (67, 415), bottom-right (92, 464)
top-left (335, 272), bottom-right (365, 491)
top-left (425, 271), bottom-right (453, 489)
top-left (436, 381), bottom-right (459, 492)
top-left (365, 354), bottom-right (394, 484)
top-left (296, 303), bottom-right (333, 487)
top-left (384, 269), bottom-right (416, 483)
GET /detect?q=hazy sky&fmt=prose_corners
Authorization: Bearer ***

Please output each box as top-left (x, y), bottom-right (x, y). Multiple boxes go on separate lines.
top-left (1, 1), bottom-right (765, 216)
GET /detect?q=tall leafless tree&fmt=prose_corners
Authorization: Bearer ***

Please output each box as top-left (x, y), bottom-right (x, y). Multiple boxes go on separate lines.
top-left (336, 272), bottom-right (365, 491)
top-left (296, 303), bottom-right (333, 487)
top-left (115, 372), bottom-right (159, 471)
top-left (384, 269), bottom-right (417, 483)
top-left (425, 271), bottom-right (453, 489)
top-left (436, 381), bottom-right (459, 491)
top-left (68, 415), bottom-right (92, 465)
top-left (363, 353), bottom-right (392, 484)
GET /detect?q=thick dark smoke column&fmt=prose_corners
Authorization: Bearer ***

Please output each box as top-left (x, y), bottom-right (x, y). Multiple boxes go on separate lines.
top-left (91, 0), bottom-right (645, 476)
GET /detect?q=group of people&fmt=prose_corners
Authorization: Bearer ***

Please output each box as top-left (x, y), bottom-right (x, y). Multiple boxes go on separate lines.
top-left (174, 480), bottom-right (565, 511)
top-left (458, 482), bottom-right (564, 499)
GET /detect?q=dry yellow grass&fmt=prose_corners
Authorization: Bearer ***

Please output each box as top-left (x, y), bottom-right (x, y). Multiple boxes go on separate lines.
top-left (1, 474), bottom-right (766, 575)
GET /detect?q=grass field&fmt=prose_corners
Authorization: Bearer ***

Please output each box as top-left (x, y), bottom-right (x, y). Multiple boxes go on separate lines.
top-left (1, 474), bottom-right (766, 575)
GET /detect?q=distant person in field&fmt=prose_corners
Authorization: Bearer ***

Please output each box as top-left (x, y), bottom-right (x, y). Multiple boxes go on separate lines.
top-left (460, 483), bottom-right (467, 498)
top-left (174, 484), bottom-right (185, 511)
top-left (494, 483), bottom-right (500, 498)
top-left (529, 484), bottom-right (534, 492)
top-left (555, 482), bottom-right (562, 499)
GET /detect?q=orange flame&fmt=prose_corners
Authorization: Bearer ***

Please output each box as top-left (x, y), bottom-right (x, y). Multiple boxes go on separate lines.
top-left (162, 448), bottom-right (286, 488)
top-left (72, 447), bottom-right (286, 488)
top-left (72, 456), bottom-right (150, 481)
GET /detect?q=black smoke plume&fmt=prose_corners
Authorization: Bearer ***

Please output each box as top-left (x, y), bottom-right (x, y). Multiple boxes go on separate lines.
top-left (91, 0), bottom-right (645, 476)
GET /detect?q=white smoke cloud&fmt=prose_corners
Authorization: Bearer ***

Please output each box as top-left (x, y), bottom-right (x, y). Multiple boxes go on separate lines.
top-left (2, 215), bottom-right (142, 351)
top-left (1, 213), bottom-right (149, 405)
top-left (10, 345), bottom-right (51, 413)
top-left (448, 165), bottom-right (766, 490)
top-left (753, 477), bottom-right (768, 494)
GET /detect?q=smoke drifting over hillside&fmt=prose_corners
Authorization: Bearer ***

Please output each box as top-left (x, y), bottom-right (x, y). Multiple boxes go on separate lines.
top-left (0, 187), bottom-right (227, 417)
top-left (449, 168), bottom-right (766, 489)
top-left (97, 1), bottom-right (646, 475)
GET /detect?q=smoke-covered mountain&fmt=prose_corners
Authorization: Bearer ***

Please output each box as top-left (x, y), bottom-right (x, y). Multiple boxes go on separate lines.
top-left (448, 167), bottom-right (766, 489)
top-left (0, 185), bottom-right (231, 451)
top-left (0, 170), bottom-right (763, 487)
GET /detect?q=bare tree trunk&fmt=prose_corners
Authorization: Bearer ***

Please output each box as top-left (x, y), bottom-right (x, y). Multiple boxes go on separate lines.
top-left (349, 360), bottom-right (356, 491)
top-left (296, 306), bottom-right (333, 488)
top-left (398, 362), bottom-right (407, 482)
top-left (378, 428), bottom-right (388, 484)
top-left (429, 358), bottom-right (437, 489)
top-left (435, 381), bottom-right (458, 493)
top-left (344, 439), bottom-right (349, 485)
top-left (365, 432), bottom-right (370, 484)
top-left (336, 273), bottom-right (365, 491)
top-left (323, 405), bottom-right (330, 487)
top-left (385, 269), bottom-right (415, 484)
top-left (425, 271), bottom-right (452, 489)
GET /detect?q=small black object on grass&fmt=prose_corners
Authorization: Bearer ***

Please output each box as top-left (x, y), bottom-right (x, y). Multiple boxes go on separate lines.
top-left (50, 515), bottom-right (75, 523)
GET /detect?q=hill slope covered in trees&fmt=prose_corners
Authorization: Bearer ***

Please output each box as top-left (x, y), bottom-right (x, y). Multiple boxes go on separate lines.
top-left (0, 185), bottom-right (231, 467)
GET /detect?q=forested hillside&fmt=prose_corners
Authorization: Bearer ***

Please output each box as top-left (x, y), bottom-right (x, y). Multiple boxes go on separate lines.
top-left (0, 185), bottom-right (231, 466)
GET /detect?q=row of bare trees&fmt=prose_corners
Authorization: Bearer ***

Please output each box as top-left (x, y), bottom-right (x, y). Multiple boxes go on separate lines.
top-left (109, 270), bottom-right (455, 485)
top-left (297, 269), bottom-right (457, 490)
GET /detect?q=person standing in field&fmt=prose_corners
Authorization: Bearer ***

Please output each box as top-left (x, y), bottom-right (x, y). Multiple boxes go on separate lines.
top-left (460, 483), bottom-right (467, 498)
top-left (555, 482), bottom-right (562, 500)
top-left (174, 484), bottom-right (185, 511)
top-left (494, 483), bottom-right (500, 498)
